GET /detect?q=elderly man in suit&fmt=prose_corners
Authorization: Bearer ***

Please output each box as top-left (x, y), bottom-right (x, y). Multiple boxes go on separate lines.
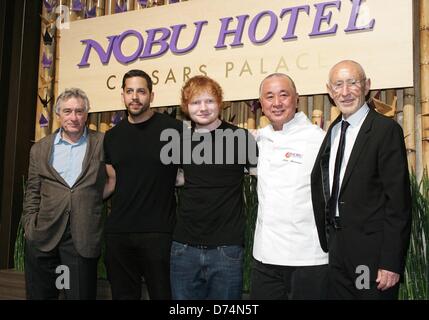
top-left (21, 88), bottom-right (106, 300)
top-left (311, 60), bottom-right (412, 299)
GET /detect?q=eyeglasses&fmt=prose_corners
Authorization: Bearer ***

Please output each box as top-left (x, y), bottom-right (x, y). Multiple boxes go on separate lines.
top-left (329, 79), bottom-right (366, 92)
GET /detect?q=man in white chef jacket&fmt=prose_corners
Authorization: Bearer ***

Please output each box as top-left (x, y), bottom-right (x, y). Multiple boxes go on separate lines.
top-left (250, 73), bottom-right (328, 300)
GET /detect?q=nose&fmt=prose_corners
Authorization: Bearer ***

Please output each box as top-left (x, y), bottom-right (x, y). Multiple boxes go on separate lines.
top-left (340, 84), bottom-right (351, 96)
top-left (273, 95), bottom-right (281, 106)
top-left (68, 110), bottom-right (78, 120)
top-left (200, 101), bottom-right (208, 111)
top-left (132, 90), bottom-right (138, 100)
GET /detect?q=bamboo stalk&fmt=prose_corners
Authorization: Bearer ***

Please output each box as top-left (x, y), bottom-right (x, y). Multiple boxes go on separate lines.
top-left (88, 113), bottom-right (99, 131)
top-left (416, 114), bottom-right (423, 182)
top-left (231, 102), bottom-right (238, 125)
top-left (323, 95), bottom-right (330, 130)
top-left (311, 109), bottom-right (323, 128)
top-left (256, 107), bottom-right (261, 129)
top-left (243, 102), bottom-right (248, 129)
top-left (247, 106), bottom-right (256, 130)
top-left (311, 94), bottom-right (324, 122)
top-left (99, 113), bottom-right (111, 132)
top-left (404, 88), bottom-right (416, 172)
top-left (96, 0), bottom-right (105, 16)
top-left (240, 102), bottom-right (245, 128)
top-left (126, 0), bottom-right (135, 11)
top-left (221, 105), bottom-right (226, 122)
top-left (420, 0), bottom-right (429, 171)
top-left (298, 95), bottom-right (308, 116)
top-left (312, 95), bottom-right (324, 128)
top-left (105, 0), bottom-right (115, 14)
top-left (396, 89), bottom-right (404, 127)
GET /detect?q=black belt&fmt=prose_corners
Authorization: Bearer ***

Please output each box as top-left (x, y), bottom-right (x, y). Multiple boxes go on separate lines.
top-left (329, 216), bottom-right (342, 230)
top-left (187, 244), bottom-right (219, 250)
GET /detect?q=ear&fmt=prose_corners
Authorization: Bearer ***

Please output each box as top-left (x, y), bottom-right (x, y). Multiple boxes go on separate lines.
top-left (150, 91), bottom-right (154, 103)
top-left (121, 91), bottom-right (125, 105)
top-left (364, 78), bottom-right (371, 96)
top-left (326, 83), bottom-right (334, 100)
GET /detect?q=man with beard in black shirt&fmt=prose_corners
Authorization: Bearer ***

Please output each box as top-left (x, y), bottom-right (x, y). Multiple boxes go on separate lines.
top-left (103, 69), bottom-right (182, 299)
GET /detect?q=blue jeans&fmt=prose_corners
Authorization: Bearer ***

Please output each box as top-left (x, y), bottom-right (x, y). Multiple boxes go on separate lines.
top-left (170, 241), bottom-right (243, 300)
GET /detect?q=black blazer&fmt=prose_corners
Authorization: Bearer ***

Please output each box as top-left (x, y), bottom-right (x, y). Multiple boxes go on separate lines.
top-left (311, 108), bottom-right (411, 275)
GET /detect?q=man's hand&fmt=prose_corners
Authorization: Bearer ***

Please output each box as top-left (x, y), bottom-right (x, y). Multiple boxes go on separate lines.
top-left (175, 168), bottom-right (185, 187)
top-left (376, 269), bottom-right (400, 291)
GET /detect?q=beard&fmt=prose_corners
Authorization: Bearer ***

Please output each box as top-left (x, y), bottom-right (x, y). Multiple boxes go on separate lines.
top-left (126, 101), bottom-right (150, 118)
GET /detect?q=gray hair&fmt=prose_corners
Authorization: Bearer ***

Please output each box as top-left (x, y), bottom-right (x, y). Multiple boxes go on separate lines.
top-left (259, 73), bottom-right (297, 97)
top-left (55, 88), bottom-right (90, 114)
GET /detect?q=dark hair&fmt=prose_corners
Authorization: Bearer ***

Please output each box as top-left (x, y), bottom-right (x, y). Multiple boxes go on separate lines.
top-left (121, 69), bottom-right (153, 93)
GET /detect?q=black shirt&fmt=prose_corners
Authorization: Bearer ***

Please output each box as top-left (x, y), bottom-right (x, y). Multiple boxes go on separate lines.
top-left (173, 121), bottom-right (258, 246)
top-left (104, 112), bottom-right (182, 233)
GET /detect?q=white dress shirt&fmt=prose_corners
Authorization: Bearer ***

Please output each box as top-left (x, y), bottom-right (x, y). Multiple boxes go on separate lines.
top-left (253, 112), bottom-right (328, 266)
top-left (329, 104), bottom-right (370, 216)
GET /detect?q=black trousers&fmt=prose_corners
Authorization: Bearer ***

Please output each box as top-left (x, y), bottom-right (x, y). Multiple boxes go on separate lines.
top-left (328, 226), bottom-right (400, 300)
top-left (105, 232), bottom-right (172, 300)
top-left (24, 224), bottom-right (98, 300)
top-left (250, 258), bottom-right (328, 300)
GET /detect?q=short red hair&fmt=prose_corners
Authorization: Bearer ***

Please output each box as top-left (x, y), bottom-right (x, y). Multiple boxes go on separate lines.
top-left (180, 76), bottom-right (223, 115)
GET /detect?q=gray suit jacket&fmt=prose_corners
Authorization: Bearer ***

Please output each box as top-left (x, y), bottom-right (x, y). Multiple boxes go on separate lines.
top-left (21, 129), bottom-right (106, 258)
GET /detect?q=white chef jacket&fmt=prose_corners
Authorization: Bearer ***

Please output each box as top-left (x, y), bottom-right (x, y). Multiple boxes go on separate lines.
top-left (253, 112), bottom-right (328, 266)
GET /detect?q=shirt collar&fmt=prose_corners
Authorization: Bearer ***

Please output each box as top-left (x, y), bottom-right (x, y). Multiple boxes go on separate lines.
top-left (54, 127), bottom-right (88, 145)
top-left (342, 103), bottom-right (369, 128)
top-left (267, 112), bottom-right (306, 133)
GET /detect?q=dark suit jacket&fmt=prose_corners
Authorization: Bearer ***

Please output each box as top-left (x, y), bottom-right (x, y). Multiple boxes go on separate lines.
top-left (21, 129), bottom-right (106, 258)
top-left (311, 108), bottom-right (411, 276)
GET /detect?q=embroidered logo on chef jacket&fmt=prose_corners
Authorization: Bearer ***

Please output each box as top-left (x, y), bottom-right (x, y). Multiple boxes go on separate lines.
top-left (284, 151), bottom-right (303, 164)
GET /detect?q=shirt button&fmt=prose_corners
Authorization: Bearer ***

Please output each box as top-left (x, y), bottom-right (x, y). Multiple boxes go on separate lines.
top-left (70, 189), bottom-right (74, 193)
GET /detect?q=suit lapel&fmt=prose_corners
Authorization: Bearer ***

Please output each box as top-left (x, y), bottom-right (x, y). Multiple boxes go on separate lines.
top-left (321, 114), bottom-right (342, 202)
top-left (73, 130), bottom-right (98, 187)
top-left (339, 108), bottom-right (375, 195)
top-left (45, 130), bottom-right (69, 188)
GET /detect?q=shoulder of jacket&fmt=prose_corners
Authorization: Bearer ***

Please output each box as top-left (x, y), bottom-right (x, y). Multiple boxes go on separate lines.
top-left (88, 129), bottom-right (104, 139)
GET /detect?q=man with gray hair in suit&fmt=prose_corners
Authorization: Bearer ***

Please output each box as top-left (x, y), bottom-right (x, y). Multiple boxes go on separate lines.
top-left (22, 88), bottom-right (106, 299)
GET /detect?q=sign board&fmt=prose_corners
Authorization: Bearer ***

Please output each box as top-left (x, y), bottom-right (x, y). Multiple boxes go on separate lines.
top-left (58, 0), bottom-right (414, 112)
